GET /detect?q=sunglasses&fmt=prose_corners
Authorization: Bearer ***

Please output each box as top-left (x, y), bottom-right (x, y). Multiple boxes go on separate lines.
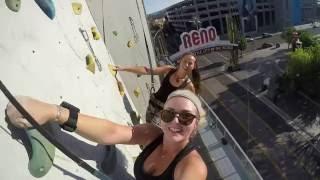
top-left (160, 109), bottom-right (197, 126)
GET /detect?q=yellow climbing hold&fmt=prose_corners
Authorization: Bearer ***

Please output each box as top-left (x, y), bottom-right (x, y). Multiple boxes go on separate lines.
top-left (117, 81), bottom-right (125, 97)
top-left (108, 64), bottom-right (116, 76)
top-left (91, 27), bottom-right (100, 40)
top-left (127, 40), bottom-right (134, 48)
top-left (133, 87), bottom-right (141, 98)
top-left (86, 54), bottom-right (95, 74)
top-left (72, 2), bottom-right (82, 15)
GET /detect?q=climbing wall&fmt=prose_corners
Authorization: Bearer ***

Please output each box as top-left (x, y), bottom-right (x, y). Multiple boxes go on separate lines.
top-left (85, 0), bottom-right (160, 120)
top-left (0, 0), bottom-right (141, 179)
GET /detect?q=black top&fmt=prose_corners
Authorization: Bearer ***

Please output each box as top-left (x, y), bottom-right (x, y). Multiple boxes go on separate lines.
top-left (134, 134), bottom-right (196, 180)
top-left (153, 69), bottom-right (190, 103)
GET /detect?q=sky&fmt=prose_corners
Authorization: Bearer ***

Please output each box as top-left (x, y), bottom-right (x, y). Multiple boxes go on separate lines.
top-left (144, 0), bottom-right (183, 14)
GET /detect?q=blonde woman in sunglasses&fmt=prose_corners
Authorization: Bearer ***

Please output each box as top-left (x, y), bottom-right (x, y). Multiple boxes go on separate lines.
top-left (6, 89), bottom-right (207, 180)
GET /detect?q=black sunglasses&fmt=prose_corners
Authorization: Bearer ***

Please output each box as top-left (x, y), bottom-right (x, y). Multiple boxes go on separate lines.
top-left (160, 109), bottom-right (197, 126)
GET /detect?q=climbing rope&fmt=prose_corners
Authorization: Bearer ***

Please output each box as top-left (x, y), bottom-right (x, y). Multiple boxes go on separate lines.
top-left (0, 81), bottom-right (111, 180)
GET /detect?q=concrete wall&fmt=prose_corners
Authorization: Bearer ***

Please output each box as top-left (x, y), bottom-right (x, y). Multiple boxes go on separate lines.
top-left (0, 0), bottom-right (141, 179)
top-left (86, 0), bottom-right (160, 120)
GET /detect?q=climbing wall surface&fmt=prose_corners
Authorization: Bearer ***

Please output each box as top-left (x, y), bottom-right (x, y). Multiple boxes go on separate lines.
top-left (0, 0), bottom-right (140, 179)
top-left (85, 0), bottom-right (160, 120)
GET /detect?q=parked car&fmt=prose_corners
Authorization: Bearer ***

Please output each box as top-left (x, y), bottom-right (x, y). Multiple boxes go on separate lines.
top-left (257, 42), bottom-right (273, 50)
top-left (262, 33), bottom-right (272, 38)
top-left (245, 35), bottom-right (254, 42)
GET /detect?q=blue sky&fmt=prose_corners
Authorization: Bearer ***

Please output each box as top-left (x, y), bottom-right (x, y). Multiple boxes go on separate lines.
top-left (144, 0), bottom-right (183, 14)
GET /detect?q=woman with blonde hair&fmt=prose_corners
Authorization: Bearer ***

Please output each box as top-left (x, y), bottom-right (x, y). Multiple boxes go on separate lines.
top-left (6, 89), bottom-right (207, 180)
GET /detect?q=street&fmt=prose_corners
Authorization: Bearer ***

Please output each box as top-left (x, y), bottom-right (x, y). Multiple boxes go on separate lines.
top-left (198, 40), bottom-right (320, 180)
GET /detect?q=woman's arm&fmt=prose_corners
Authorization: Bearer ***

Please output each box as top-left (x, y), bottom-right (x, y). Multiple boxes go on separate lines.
top-left (175, 152), bottom-right (207, 180)
top-left (6, 96), bottom-right (162, 146)
top-left (184, 81), bottom-right (196, 93)
top-left (115, 65), bottom-right (174, 76)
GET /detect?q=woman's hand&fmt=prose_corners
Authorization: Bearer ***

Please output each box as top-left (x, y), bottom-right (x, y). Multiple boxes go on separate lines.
top-left (5, 96), bottom-right (57, 128)
top-left (113, 65), bottom-right (124, 72)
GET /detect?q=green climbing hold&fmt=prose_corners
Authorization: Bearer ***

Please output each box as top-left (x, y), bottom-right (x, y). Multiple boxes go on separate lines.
top-left (112, 31), bottom-right (118, 36)
top-left (26, 127), bottom-right (55, 178)
top-left (5, 0), bottom-right (21, 12)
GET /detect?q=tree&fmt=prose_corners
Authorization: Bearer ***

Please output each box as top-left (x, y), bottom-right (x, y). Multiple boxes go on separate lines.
top-left (226, 15), bottom-right (240, 70)
top-left (281, 27), bottom-right (296, 49)
top-left (298, 30), bottom-right (315, 48)
top-left (287, 45), bottom-right (320, 97)
top-left (238, 36), bottom-right (247, 57)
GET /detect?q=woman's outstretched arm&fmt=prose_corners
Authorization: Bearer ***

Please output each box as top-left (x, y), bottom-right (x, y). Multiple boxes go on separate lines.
top-left (115, 65), bottom-right (174, 75)
top-left (6, 96), bottom-right (162, 146)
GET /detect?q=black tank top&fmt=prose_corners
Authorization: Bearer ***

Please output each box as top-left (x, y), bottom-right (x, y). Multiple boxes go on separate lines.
top-left (153, 69), bottom-right (190, 103)
top-left (134, 134), bottom-right (196, 180)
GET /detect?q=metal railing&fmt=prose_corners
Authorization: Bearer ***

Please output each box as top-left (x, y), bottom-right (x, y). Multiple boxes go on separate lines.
top-left (200, 96), bottom-right (263, 180)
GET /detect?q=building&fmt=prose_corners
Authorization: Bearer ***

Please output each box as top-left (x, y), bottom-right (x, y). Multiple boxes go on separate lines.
top-left (301, 0), bottom-right (320, 23)
top-left (274, 0), bottom-right (302, 30)
top-left (163, 0), bottom-right (283, 37)
top-left (166, 0), bottom-right (241, 36)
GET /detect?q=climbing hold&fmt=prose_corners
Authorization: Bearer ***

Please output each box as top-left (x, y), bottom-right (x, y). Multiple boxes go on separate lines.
top-left (5, 0), bottom-right (21, 12)
top-left (86, 54), bottom-right (96, 74)
top-left (117, 81), bottom-right (125, 97)
top-left (27, 127), bottom-right (55, 178)
top-left (108, 64), bottom-right (116, 76)
top-left (127, 40), bottom-right (134, 48)
top-left (91, 27), bottom-right (100, 40)
top-left (133, 87), bottom-right (141, 98)
top-left (34, 0), bottom-right (56, 20)
top-left (112, 31), bottom-right (118, 36)
top-left (72, 2), bottom-right (82, 15)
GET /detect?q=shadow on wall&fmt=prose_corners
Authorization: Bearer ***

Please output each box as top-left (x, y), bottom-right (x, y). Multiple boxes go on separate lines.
top-left (3, 117), bottom-right (135, 180)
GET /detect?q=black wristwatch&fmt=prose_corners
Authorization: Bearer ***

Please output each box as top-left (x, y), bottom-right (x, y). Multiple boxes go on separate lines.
top-left (60, 101), bottom-right (80, 132)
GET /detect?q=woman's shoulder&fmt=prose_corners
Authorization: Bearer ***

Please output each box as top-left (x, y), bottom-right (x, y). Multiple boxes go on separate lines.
top-left (175, 150), bottom-right (207, 179)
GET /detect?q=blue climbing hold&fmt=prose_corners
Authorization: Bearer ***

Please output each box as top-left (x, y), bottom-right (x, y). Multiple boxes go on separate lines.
top-left (34, 0), bottom-right (55, 20)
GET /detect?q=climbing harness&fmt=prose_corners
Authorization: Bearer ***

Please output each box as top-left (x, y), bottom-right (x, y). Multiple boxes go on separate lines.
top-left (79, 28), bottom-right (102, 72)
top-left (0, 81), bottom-right (110, 180)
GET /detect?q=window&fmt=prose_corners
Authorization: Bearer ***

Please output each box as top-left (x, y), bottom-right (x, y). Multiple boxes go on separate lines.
top-left (220, 3), bottom-right (228, 7)
top-left (208, 5), bottom-right (218, 9)
top-left (198, 7), bottom-right (207, 11)
top-left (202, 21), bottom-right (210, 27)
top-left (211, 18), bottom-right (221, 34)
top-left (210, 11), bottom-right (219, 16)
top-left (258, 12), bottom-right (264, 27)
top-left (271, 11), bottom-right (275, 24)
top-left (221, 10), bottom-right (229, 14)
top-left (222, 17), bottom-right (227, 34)
top-left (265, 11), bottom-right (270, 25)
top-left (199, 14), bottom-right (209, 18)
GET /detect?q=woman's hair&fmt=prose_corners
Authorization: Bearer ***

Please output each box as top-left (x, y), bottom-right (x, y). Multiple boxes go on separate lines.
top-left (180, 52), bottom-right (201, 94)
